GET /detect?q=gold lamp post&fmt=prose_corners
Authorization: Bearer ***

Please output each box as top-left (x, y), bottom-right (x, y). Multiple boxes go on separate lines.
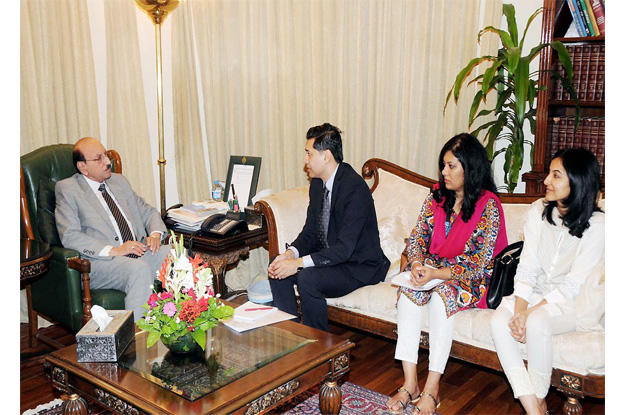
top-left (135, 0), bottom-right (180, 213)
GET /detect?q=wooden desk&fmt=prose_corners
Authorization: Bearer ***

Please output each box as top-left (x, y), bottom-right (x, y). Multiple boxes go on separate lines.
top-left (20, 238), bottom-right (53, 350)
top-left (166, 225), bottom-right (269, 297)
top-left (45, 302), bottom-right (353, 415)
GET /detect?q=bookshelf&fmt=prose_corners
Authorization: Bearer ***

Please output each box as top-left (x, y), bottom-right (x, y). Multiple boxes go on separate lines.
top-left (521, 0), bottom-right (605, 193)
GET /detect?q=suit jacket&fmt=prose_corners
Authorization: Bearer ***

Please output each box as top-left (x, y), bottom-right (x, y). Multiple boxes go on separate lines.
top-left (55, 173), bottom-right (166, 260)
top-left (291, 162), bottom-right (389, 285)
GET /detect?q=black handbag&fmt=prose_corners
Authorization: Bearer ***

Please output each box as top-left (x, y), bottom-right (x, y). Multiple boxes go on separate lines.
top-left (486, 241), bottom-right (524, 309)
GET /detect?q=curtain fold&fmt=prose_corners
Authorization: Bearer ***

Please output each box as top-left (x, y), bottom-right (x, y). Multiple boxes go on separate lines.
top-left (20, 0), bottom-right (100, 155)
top-left (104, 0), bottom-right (156, 207)
top-left (171, 3), bottom-right (213, 204)
top-left (172, 0), bottom-right (503, 197)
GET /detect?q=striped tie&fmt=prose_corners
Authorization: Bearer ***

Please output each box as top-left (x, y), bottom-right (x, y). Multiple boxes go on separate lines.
top-left (99, 184), bottom-right (137, 258)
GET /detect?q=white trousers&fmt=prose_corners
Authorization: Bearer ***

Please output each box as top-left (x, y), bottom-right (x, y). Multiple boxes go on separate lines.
top-left (490, 305), bottom-right (575, 399)
top-left (395, 292), bottom-right (455, 374)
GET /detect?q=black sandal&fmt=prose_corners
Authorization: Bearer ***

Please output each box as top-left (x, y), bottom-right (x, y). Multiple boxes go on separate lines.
top-left (388, 387), bottom-right (413, 414)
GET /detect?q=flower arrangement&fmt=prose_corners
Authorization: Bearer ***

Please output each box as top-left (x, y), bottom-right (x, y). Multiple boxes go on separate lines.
top-left (137, 232), bottom-right (234, 351)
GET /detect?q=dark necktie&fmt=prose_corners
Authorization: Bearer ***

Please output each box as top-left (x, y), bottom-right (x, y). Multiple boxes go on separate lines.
top-left (318, 184), bottom-right (330, 249)
top-left (99, 184), bottom-right (137, 258)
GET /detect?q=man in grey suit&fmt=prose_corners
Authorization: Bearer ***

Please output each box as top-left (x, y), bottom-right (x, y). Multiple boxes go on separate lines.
top-left (55, 137), bottom-right (170, 321)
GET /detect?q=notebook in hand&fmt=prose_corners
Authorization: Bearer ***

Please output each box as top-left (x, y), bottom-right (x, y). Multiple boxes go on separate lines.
top-left (233, 301), bottom-right (278, 322)
top-left (391, 268), bottom-right (444, 291)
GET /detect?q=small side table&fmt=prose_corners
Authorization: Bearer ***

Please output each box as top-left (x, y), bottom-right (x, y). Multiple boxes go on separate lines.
top-left (21, 238), bottom-right (53, 350)
top-left (166, 226), bottom-right (269, 297)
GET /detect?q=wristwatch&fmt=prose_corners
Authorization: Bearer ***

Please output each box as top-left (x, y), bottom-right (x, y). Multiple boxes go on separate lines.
top-left (296, 257), bottom-right (304, 270)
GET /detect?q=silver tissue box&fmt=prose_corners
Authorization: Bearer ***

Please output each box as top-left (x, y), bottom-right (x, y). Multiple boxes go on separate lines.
top-left (76, 310), bottom-right (134, 362)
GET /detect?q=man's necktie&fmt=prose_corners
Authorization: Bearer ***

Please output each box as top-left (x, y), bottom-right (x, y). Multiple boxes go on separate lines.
top-left (318, 184), bottom-right (330, 249)
top-left (99, 184), bottom-right (137, 258)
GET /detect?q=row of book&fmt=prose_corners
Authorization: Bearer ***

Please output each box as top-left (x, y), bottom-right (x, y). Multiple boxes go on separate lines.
top-left (551, 43), bottom-right (604, 102)
top-left (566, 0), bottom-right (605, 37)
top-left (546, 116), bottom-right (605, 175)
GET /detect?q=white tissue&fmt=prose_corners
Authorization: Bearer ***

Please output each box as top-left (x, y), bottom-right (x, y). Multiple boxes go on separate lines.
top-left (91, 305), bottom-right (113, 331)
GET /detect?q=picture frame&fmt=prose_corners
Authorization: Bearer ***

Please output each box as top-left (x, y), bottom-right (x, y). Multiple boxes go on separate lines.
top-left (223, 155), bottom-right (262, 207)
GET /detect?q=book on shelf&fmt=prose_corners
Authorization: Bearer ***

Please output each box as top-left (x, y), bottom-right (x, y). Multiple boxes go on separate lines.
top-left (590, 0), bottom-right (605, 36)
top-left (577, 0), bottom-right (596, 36)
top-left (584, 0), bottom-right (601, 35)
top-left (551, 44), bottom-right (604, 103)
top-left (546, 116), bottom-right (604, 174)
top-left (567, 0), bottom-right (589, 36)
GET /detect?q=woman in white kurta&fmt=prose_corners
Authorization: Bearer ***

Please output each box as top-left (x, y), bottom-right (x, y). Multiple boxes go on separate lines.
top-left (490, 148), bottom-right (605, 415)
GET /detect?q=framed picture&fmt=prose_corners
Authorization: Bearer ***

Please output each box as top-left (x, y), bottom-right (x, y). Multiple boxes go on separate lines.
top-left (223, 156), bottom-right (262, 207)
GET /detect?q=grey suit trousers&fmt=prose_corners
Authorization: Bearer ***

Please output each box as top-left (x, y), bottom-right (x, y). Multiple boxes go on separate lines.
top-left (89, 245), bottom-right (172, 321)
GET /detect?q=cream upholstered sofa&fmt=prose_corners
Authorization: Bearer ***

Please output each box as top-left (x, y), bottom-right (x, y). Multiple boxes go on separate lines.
top-left (255, 158), bottom-right (604, 415)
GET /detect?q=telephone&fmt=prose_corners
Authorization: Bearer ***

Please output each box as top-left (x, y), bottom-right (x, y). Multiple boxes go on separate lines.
top-left (201, 211), bottom-right (249, 237)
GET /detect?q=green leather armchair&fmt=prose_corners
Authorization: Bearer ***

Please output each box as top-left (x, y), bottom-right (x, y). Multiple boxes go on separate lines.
top-left (20, 144), bottom-right (126, 342)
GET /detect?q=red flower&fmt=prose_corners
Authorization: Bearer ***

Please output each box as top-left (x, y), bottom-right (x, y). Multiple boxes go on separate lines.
top-left (198, 296), bottom-right (209, 312)
top-left (187, 288), bottom-right (197, 300)
top-left (157, 258), bottom-right (169, 285)
top-left (160, 292), bottom-right (173, 300)
top-left (179, 299), bottom-right (202, 324)
top-left (189, 254), bottom-right (204, 269)
top-left (148, 293), bottom-right (159, 309)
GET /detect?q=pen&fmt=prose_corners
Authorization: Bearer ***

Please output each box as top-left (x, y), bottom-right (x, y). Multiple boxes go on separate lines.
top-left (231, 184), bottom-right (236, 199)
top-left (245, 307), bottom-right (274, 311)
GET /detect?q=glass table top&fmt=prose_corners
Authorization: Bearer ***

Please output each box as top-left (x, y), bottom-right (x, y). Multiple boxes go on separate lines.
top-left (117, 324), bottom-right (315, 401)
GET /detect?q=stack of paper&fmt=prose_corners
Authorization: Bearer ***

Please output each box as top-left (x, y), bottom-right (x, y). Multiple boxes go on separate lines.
top-left (224, 301), bottom-right (296, 332)
top-left (166, 201), bottom-right (228, 232)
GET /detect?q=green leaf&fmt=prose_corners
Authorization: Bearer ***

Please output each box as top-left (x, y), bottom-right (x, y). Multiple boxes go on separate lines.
top-left (479, 26), bottom-right (514, 50)
top-left (482, 60), bottom-right (503, 96)
top-left (191, 329), bottom-right (207, 351)
top-left (506, 47), bottom-right (521, 74)
top-left (520, 7), bottom-right (545, 48)
top-left (502, 4), bottom-right (518, 46)
top-left (469, 91), bottom-right (485, 127)
top-left (147, 331), bottom-right (161, 348)
top-left (551, 41), bottom-right (574, 80)
top-left (514, 57), bottom-right (530, 125)
top-left (452, 56), bottom-right (495, 102)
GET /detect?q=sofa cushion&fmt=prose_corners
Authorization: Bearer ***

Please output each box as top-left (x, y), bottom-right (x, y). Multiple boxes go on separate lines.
top-left (372, 170), bottom-right (431, 278)
top-left (329, 285), bottom-right (605, 376)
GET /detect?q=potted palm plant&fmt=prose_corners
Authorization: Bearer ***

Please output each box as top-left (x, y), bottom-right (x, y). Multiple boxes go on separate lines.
top-left (445, 3), bottom-right (578, 192)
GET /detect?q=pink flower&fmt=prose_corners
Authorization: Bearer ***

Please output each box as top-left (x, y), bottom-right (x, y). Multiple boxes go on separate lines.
top-left (163, 302), bottom-right (177, 317)
top-left (148, 293), bottom-right (159, 309)
top-left (160, 292), bottom-right (173, 300)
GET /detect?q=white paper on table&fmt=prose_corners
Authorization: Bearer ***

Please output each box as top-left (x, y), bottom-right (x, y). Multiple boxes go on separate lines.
top-left (223, 308), bottom-right (297, 333)
top-left (391, 269), bottom-right (444, 291)
top-left (233, 301), bottom-right (278, 322)
top-left (230, 164), bottom-right (255, 207)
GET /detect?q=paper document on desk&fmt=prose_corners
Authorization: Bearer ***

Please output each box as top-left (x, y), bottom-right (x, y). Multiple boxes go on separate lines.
top-left (233, 301), bottom-right (278, 322)
top-left (391, 269), bottom-right (444, 291)
top-left (223, 307), bottom-right (296, 332)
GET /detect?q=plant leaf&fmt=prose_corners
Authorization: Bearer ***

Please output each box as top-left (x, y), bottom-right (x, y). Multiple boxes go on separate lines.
top-left (514, 57), bottom-right (530, 126)
top-left (482, 60), bottom-right (503, 96)
top-left (192, 329), bottom-right (207, 351)
top-left (520, 7), bottom-right (545, 48)
top-left (147, 331), bottom-right (161, 348)
top-left (502, 4), bottom-right (518, 46)
top-left (479, 26), bottom-right (514, 50)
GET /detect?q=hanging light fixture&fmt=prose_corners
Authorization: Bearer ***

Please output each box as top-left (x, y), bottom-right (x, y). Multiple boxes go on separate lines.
top-left (134, 0), bottom-right (180, 213)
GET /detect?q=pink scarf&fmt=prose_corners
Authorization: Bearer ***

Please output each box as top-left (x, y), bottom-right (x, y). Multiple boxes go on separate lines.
top-left (429, 187), bottom-right (508, 308)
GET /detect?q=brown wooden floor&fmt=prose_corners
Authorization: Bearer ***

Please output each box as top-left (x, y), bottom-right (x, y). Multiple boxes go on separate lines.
top-left (20, 322), bottom-right (606, 414)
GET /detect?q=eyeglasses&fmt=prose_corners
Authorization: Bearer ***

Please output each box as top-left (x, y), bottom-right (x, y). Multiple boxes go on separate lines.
top-left (84, 154), bottom-right (110, 164)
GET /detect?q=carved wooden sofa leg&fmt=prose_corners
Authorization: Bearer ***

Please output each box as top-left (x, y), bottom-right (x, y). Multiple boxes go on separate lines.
top-left (562, 391), bottom-right (583, 415)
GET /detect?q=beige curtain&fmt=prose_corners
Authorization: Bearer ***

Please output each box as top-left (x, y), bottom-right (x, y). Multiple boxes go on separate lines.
top-left (104, 0), bottom-right (156, 207)
top-left (20, 0), bottom-right (100, 155)
top-left (172, 0), bottom-right (503, 196)
top-left (171, 4), bottom-right (213, 203)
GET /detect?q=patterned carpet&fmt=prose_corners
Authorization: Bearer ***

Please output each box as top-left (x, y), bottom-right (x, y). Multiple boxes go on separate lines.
top-left (23, 382), bottom-right (408, 415)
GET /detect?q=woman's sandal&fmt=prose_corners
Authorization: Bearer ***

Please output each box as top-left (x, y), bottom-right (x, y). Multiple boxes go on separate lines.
top-left (387, 387), bottom-right (414, 414)
top-left (414, 392), bottom-right (440, 413)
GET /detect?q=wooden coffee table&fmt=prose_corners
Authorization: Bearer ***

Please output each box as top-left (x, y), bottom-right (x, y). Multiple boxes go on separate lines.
top-left (45, 307), bottom-right (354, 415)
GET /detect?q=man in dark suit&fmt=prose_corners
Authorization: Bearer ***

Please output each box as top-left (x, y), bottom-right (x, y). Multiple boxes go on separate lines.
top-left (55, 137), bottom-right (170, 321)
top-left (268, 123), bottom-right (390, 331)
